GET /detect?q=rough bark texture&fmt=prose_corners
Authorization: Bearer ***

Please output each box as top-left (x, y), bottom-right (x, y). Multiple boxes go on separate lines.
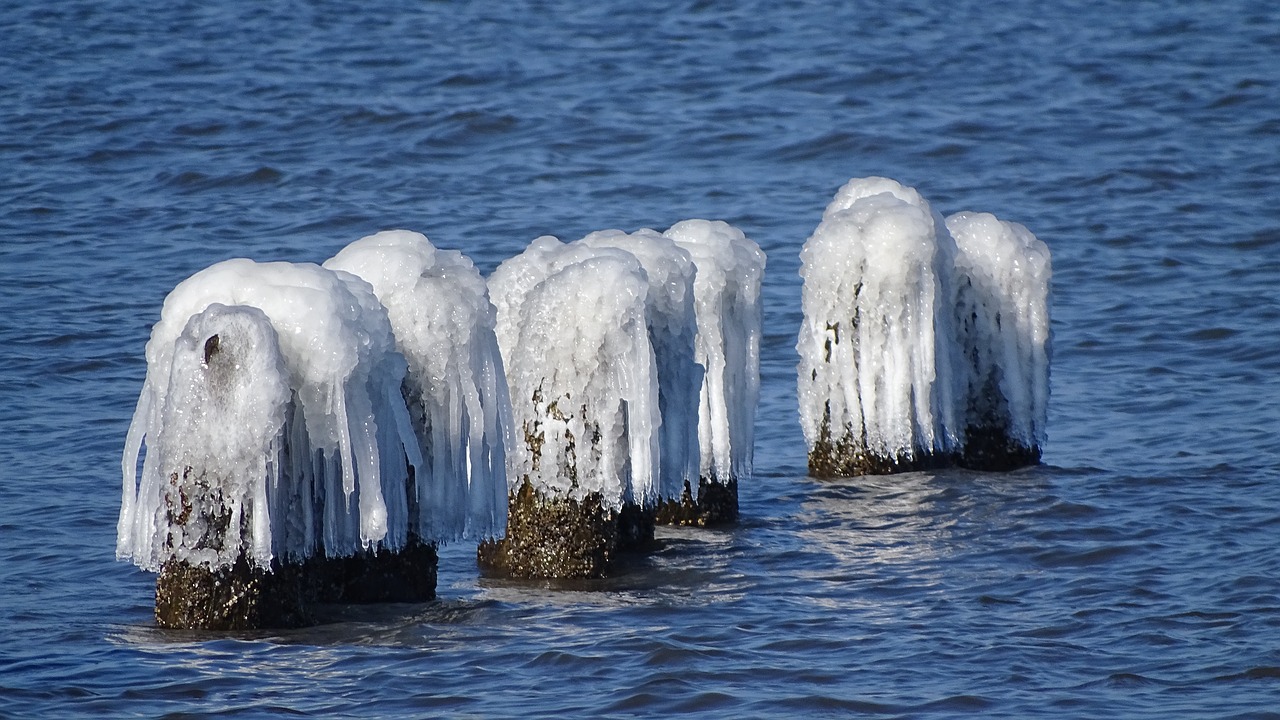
top-left (154, 543), bottom-right (438, 630)
top-left (155, 556), bottom-right (311, 631)
top-left (807, 415), bottom-right (954, 478)
top-left (478, 479), bottom-right (655, 579)
top-left (153, 456), bottom-right (440, 630)
top-left (306, 538), bottom-right (439, 604)
top-left (655, 477), bottom-right (739, 526)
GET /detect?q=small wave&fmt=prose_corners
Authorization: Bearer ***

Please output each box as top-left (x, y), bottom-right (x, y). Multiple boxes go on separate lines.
top-left (1229, 229), bottom-right (1280, 250)
top-left (156, 166), bottom-right (284, 191)
top-left (1215, 666), bottom-right (1280, 682)
top-left (172, 122), bottom-right (227, 137)
top-left (1105, 671), bottom-right (1160, 686)
top-left (765, 694), bottom-right (901, 714)
top-left (773, 131), bottom-right (885, 162)
top-left (917, 694), bottom-right (996, 712)
top-left (1187, 327), bottom-right (1239, 341)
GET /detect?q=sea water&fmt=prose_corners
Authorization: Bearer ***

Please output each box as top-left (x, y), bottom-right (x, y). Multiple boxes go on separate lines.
top-left (3, 0), bottom-right (1280, 716)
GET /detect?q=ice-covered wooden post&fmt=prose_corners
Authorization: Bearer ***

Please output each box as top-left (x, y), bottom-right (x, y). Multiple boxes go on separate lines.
top-left (576, 229), bottom-right (707, 526)
top-left (946, 212), bottom-right (1051, 470)
top-left (797, 177), bottom-right (963, 477)
top-left (659, 220), bottom-right (766, 524)
top-left (325, 230), bottom-right (511, 548)
top-left (118, 260), bottom-right (426, 629)
top-left (484, 243), bottom-right (661, 578)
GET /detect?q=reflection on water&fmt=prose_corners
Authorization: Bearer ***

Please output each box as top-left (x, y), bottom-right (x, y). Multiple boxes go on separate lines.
top-left (790, 469), bottom-right (1050, 615)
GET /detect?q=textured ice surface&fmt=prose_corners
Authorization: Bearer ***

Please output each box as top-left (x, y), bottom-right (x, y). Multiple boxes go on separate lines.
top-left (664, 219), bottom-right (765, 482)
top-left (326, 230), bottom-right (511, 542)
top-left (947, 212), bottom-right (1052, 449)
top-left (797, 177), bottom-right (962, 465)
top-left (577, 229), bottom-right (701, 500)
top-left (119, 259), bottom-right (416, 571)
top-left (491, 245), bottom-right (660, 509)
top-left (489, 235), bottom-right (632, 372)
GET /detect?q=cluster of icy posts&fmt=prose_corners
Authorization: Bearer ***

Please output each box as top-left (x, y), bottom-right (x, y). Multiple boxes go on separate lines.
top-left (118, 222), bottom-right (765, 629)
top-left (116, 175), bottom-right (1050, 630)
top-left (798, 177), bottom-right (1052, 476)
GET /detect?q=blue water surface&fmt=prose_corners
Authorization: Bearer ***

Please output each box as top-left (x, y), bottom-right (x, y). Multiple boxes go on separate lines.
top-left (3, 0), bottom-right (1280, 716)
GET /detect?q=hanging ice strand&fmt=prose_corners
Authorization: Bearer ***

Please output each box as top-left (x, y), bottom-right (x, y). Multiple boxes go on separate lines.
top-left (947, 211), bottom-right (1052, 469)
top-left (575, 229), bottom-right (705, 524)
top-left (796, 177), bottom-right (964, 476)
top-left (660, 219), bottom-right (765, 524)
top-left (325, 230), bottom-right (512, 545)
top-left (117, 259), bottom-right (423, 629)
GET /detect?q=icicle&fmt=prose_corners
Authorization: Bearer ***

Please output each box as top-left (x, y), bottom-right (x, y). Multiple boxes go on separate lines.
top-left (117, 259), bottom-right (416, 571)
top-left (325, 229), bottom-right (512, 543)
top-left (664, 219), bottom-right (766, 481)
top-left (577, 228), bottom-right (702, 503)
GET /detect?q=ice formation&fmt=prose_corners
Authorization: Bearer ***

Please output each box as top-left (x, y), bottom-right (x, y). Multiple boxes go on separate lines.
top-left (664, 219), bottom-right (766, 483)
top-left (797, 177), bottom-right (963, 475)
top-left (577, 229), bottom-right (701, 501)
top-left (946, 211), bottom-right (1052, 460)
top-left (489, 235), bottom-right (624, 372)
top-left (490, 244), bottom-right (660, 509)
top-left (325, 230), bottom-right (511, 541)
top-left (118, 259), bottom-right (418, 572)
top-left (798, 176), bottom-right (1053, 475)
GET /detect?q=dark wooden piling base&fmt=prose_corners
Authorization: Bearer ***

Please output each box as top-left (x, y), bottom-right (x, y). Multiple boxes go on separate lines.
top-left (155, 556), bottom-right (311, 631)
top-left (957, 425), bottom-right (1041, 471)
top-left (808, 427), bottom-right (954, 478)
top-left (478, 479), bottom-right (655, 579)
top-left (806, 419), bottom-right (1040, 478)
top-left (154, 541), bottom-right (439, 631)
top-left (806, 410), bottom-right (955, 478)
top-left (655, 477), bottom-right (739, 526)
top-left (307, 537), bottom-right (439, 604)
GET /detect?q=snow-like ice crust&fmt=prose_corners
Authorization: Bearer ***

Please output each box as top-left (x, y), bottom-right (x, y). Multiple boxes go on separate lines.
top-left (325, 230), bottom-right (511, 542)
top-left (493, 251), bottom-right (660, 509)
top-left (946, 212), bottom-right (1052, 448)
top-left (797, 177), bottom-right (964, 462)
top-left (118, 259), bottom-right (417, 571)
top-left (798, 176), bottom-right (1053, 468)
top-left (664, 219), bottom-right (766, 482)
top-left (577, 229), bottom-right (701, 500)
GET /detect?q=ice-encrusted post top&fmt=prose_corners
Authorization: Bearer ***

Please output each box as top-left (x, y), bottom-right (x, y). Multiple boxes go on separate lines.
top-left (663, 219), bottom-right (766, 480)
top-left (325, 230), bottom-right (512, 544)
top-left (947, 211), bottom-right (1052, 469)
top-left (482, 244), bottom-right (661, 578)
top-left (657, 219), bottom-right (766, 525)
top-left (505, 252), bottom-right (659, 509)
top-left (120, 259), bottom-right (416, 571)
top-left (577, 228), bottom-right (702, 505)
top-left (797, 177), bottom-right (962, 477)
top-left (117, 258), bottom-right (427, 628)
